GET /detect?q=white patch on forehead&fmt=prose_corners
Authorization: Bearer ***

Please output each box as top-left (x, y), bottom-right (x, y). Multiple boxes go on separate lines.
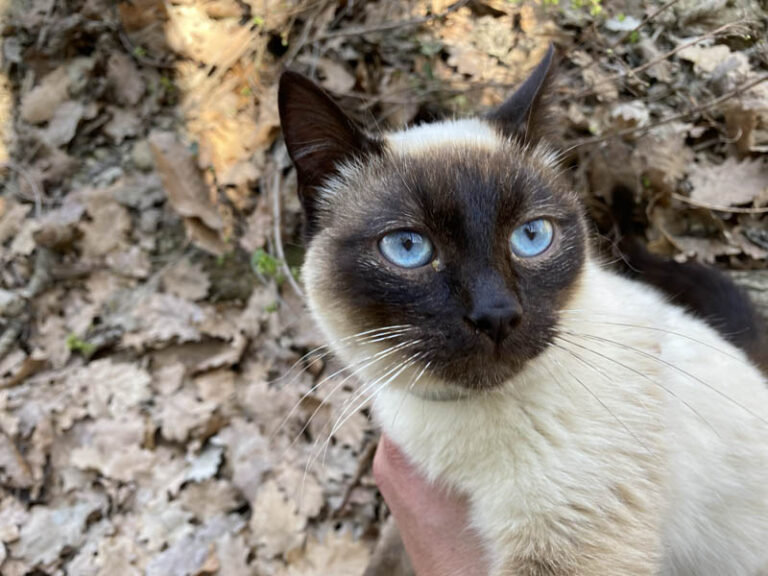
top-left (386, 118), bottom-right (501, 154)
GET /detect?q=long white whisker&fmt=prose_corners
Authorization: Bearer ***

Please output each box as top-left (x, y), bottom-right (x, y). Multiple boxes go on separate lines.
top-left (271, 325), bottom-right (415, 388)
top-left (556, 335), bottom-right (719, 436)
top-left (559, 311), bottom-right (750, 366)
top-left (565, 330), bottom-right (768, 426)
top-left (280, 339), bottom-right (420, 444)
top-left (320, 353), bottom-right (421, 466)
top-left (549, 345), bottom-right (652, 455)
top-left (391, 359), bottom-right (431, 429)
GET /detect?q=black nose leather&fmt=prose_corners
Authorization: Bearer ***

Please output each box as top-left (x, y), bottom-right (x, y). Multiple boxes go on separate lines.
top-left (466, 301), bottom-right (521, 344)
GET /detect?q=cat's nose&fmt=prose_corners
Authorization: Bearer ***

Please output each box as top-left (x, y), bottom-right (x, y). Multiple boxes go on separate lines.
top-left (466, 300), bottom-right (522, 345)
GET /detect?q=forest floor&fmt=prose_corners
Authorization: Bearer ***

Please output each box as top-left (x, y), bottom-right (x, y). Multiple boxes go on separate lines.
top-left (0, 0), bottom-right (766, 574)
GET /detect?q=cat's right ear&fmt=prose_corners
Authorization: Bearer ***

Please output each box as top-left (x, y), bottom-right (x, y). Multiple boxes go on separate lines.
top-left (278, 72), bottom-right (382, 237)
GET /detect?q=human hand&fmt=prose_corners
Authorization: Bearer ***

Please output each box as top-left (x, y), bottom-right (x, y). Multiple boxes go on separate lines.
top-left (372, 434), bottom-right (490, 576)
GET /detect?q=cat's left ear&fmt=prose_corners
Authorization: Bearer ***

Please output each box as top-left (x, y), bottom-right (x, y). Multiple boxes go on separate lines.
top-left (278, 72), bottom-right (382, 237)
top-left (487, 44), bottom-right (556, 144)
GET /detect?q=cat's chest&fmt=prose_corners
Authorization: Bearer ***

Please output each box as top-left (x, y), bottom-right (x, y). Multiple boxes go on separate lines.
top-left (373, 348), bottom-right (666, 498)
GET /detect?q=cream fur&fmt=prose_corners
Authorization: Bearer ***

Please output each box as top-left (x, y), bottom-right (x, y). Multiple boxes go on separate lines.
top-left (301, 119), bottom-right (768, 575)
top-left (386, 119), bottom-right (502, 154)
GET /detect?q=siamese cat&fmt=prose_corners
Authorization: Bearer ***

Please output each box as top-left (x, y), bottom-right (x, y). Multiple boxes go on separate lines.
top-left (278, 46), bottom-right (768, 576)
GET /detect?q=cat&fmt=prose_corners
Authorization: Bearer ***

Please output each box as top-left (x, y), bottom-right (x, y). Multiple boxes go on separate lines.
top-left (278, 45), bottom-right (768, 576)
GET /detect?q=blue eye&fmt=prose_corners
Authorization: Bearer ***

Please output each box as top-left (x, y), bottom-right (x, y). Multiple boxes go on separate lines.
top-left (379, 231), bottom-right (434, 268)
top-left (510, 219), bottom-right (554, 257)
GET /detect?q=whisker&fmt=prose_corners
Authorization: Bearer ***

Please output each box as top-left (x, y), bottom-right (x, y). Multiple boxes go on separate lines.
top-left (565, 330), bottom-right (768, 426)
top-left (548, 346), bottom-right (652, 455)
top-left (320, 353), bottom-right (422, 466)
top-left (302, 342), bottom-right (421, 483)
top-left (391, 359), bottom-right (432, 429)
top-left (270, 324), bottom-right (415, 388)
top-left (559, 311), bottom-right (750, 366)
top-left (274, 338), bottom-right (418, 441)
top-left (555, 335), bottom-right (719, 436)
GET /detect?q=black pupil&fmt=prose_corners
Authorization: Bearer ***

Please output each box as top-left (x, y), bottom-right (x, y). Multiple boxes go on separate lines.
top-left (525, 225), bottom-right (537, 241)
top-left (402, 237), bottom-right (414, 251)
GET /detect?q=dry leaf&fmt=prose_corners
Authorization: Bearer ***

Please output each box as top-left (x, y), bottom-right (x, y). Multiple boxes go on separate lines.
top-left (678, 44), bottom-right (733, 75)
top-left (107, 52), bottom-right (146, 106)
top-left (104, 108), bottom-right (142, 143)
top-left (249, 479), bottom-right (306, 558)
top-left (215, 532), bottom-right (251, 576)
top-left (158, 388), bottom-right (218, 443)
top-left (162, 257), bottom-right (210, 301)
top-left (43, 100), bottom-right (85, 147)
top-left (688, 158), bottom-right (768, 207)
top-left (20, 66), bottom-right (70, 124)
top-left (124, 293), bottom-right (205, 348)
top-left (148, 131), bottom-right (223, 230)
top-left (179, 479), bottom-right (241, 519)
top-left (13, 493), bottom-right (108, 567)
top-left (71, 359), bottom-right (152, 419)
top-left (145, 514), bottom-right (244, 576)
top-left (276, 530), bottom-right (370, 576)
top-left (212, 419), bottom-right (272, 502)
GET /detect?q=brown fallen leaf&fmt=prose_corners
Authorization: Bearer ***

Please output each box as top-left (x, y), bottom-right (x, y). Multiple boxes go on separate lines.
top-left (276, 529), bottom-right (370, 576)
top-left (145, 514), bottom-right (244, 576)
top-left (13, 493), bottom-right (108, 567)
top-left (107, 52), bottom-right (146, 106)
top-left (215, 532), bottom-right (251, 576)
top-left (148, 131), bottom-right (223, 231)
top-left (103, 107), bottom-right (142, 144)
top-left (162, 257), bottom-right (210, 301)
top-left (688, 157), bottom-right (768, 207)
top-left (249, 479), bottom-right (306, 559)
top-left (43, 100), bottom-right (85, 148)
top-left (20, 66), bottom-right (70, 124)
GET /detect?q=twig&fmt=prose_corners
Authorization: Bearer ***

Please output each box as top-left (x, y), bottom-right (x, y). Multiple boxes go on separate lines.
top-left (314, 0), bottom-right (470, 41)
top-left (670, 193), bottom-right (768, 214)
top-left (564, 20), bottom-right (746, 100)
top-left (566, 74), bottom-right (768, 150)
top-left (610, 0), bottom-right (684, 49)
top-left (333, 435), bottom-right (378, 517)
top-left (271, 166), bottom-right (305, 301)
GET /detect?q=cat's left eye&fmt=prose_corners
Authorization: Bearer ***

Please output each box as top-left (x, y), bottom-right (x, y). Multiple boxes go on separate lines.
top-left (379, 231), bottom-right (434, 268)
top-left (510, 218), bottom-right (554, 258)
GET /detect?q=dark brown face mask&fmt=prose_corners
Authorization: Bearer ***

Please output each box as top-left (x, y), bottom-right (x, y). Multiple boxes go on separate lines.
top-left (278, 46), bottom-right (589, 391)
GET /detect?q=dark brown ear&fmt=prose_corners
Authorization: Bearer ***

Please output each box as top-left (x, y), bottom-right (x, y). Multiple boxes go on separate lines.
top-left (278, 71), bottom-right (382, 237)
top-left (487, 44), bottom-right (556, 144)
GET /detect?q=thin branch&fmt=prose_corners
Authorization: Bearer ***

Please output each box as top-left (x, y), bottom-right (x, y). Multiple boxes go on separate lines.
top-left (566, 74), bottom-right (768, 150)
top-left (271, 166), bottom-right (305, 301)
top-left (314, 0), bottom-right (470, 41)
top-left (671, 193), bottom-right (768, 214)
top-left (609, 0), bottom-right (684, 49)
top-left (563, 20), bottom-right (746, 100)
top-left (564, 0), bottom-right (685, 84)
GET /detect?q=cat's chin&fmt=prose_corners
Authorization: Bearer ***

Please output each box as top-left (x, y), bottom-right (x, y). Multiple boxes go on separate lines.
top-left (401, 366), bottom-right (517, 401)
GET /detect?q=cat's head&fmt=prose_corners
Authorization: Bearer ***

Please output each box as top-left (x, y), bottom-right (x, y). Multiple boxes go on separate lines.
top-left (279, 46), bottom-right (588, 395)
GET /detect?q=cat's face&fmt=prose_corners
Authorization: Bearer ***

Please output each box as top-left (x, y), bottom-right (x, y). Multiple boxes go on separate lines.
top-left (280, 47), bottom-right (588, 393)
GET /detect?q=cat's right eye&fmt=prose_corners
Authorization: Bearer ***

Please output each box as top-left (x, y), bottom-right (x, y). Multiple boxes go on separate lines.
top-left (379, 231), bottom-right (434, 269)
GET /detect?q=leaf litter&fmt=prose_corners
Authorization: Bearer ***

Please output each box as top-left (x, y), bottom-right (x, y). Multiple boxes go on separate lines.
top-left (0, 0), bottom-right (766, 574)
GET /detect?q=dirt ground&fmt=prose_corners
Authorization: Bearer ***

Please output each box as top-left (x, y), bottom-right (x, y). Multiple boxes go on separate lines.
top-left (0, 0), bottom-right (766, 574)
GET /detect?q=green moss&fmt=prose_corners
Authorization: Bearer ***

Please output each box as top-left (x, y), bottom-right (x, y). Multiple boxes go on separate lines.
top-left (67, 334), bottom-right (97, 357)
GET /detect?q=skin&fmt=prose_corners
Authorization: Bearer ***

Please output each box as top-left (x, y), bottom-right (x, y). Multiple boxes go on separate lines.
top-left (373, 434), bottom-right (490, 576)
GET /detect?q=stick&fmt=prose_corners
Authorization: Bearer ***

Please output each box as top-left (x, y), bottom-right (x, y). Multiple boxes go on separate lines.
top-left (566, 74), bottom-right (768, 150)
